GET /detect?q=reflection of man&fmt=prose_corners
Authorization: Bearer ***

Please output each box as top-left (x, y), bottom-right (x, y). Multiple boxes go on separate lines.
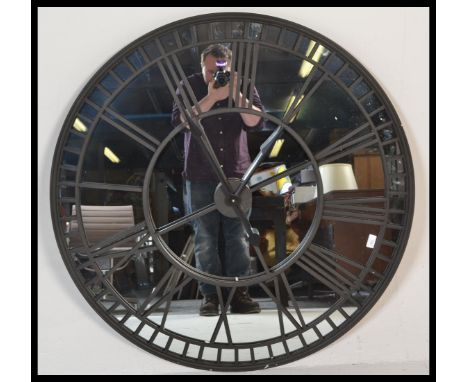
top-left (171, 44), bottom-right (264, 316)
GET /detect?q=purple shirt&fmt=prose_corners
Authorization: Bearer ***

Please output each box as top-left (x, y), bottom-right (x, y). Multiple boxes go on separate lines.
top-left (171, 73), bottom-right (264, 181)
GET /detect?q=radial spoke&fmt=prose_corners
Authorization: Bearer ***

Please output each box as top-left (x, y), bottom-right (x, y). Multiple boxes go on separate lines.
top-left (259, 281), bottom-right (302, 330)
top-left (104, 107), bottom-right (161, 146)
top-left (209, 286), bottom-right (235, 344)
top-left (283, 66), bottom-right (319, 123)
top-left (101, 111), bottom-right (159, 152)
top-left (296, 250), bottom-right (362, 307)
top-left (72, 223), bottom-right (148, 256)
top-left (315, 122), bottom-right (380, 166)
top-left (77, 234), bottom-right (155, 272)
top-left (283, 73), bottom-right (327, 124)
top-left (306, 249), bottom-right (369, 292)
top-left (273, 278), bottom-right (287, 341)
top-left (158, 203), bottom-right (217, 235)
top-left (143, 274), bottom-right (192, 317)
top-left (137, 266), bottom-right (180, 314)
top-left (79, 181), bottom-right (143, 193)
top-left (308, 244), bottom-right (367, 273)
top-left (155, 40), bottom-right (201, 117)
top-left (251, 241), bottom-right (271, 274)
top-left (323, 197), bottom-right (386, 226)
top-left (280, 273), bottom-right (306, 327)
top-left (250, 160), bottom-right (313, 193)
top-left (156, 54), bottom-right (196, 130)
top-left (159, 291), bottom-right (174, 331)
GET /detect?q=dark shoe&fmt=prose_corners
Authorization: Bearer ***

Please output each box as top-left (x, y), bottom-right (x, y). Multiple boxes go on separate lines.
top-left (199, 294), bottom-right (219, 316)
top-left (230, 287), bottom-right (261, 314)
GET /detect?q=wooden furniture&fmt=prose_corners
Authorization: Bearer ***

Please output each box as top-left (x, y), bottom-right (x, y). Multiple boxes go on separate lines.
top-left (250, 195), bottom-right (287, 264)
top-left (353, 151), bottom-right (385, 189)
top-left (250, 195), bottom-right (289, 305)
top-left (323, 189), bottom-right (389, 285)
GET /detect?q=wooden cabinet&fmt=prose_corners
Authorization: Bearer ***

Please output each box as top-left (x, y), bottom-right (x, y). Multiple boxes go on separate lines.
top-left (321, 189), bottom-right (390, 285)
top-left (353, 152), bottom-right (385, 190)
top-left (296, 189), bottom-right (393, 287)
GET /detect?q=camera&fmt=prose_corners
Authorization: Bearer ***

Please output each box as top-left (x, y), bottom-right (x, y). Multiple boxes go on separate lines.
top-left (213, 60), bottom-right (230, 88)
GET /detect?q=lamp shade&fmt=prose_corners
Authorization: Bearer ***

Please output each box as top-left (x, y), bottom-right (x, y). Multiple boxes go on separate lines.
top-left (319, 163), bottom-right (358, 194)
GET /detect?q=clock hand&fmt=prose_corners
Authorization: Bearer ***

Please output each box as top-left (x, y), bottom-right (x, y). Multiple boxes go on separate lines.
top-left (233, 123), bottom-right (285, 197)
top-left (187, 118), bottom-right (234, 195)
top-left (229, 201), bottom-right (270, 273)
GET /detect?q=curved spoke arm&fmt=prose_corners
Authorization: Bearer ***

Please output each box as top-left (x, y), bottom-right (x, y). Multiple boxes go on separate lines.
top-left (188, 118), bottom-right (234, 196)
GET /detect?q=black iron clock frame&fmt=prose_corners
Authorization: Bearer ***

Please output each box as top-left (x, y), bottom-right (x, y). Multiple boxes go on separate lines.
top-left (50, 12), bottom-right (414, 371)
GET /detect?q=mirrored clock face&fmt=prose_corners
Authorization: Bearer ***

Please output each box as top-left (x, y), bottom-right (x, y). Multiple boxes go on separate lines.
top-left (50, 13), bottom-right (414, 371)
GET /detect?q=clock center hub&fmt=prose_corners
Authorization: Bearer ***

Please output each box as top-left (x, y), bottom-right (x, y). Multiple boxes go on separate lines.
top-left (214, 178), bottom-right (252, 218)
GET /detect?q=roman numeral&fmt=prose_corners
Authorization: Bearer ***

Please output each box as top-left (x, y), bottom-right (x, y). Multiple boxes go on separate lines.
top-left (307, 244), bottom-right (374, 291)
top-left (259, 278), bottom-right (303, 331)
top-left (269, 276), bottom-right (307, 347)
top-left (296, 248), bottom-right (364, 306)
top-left (209, 286), bottom-right (234, 345)
top-left (138, 267), bottom-right (192, 325)
top-left (101, 107), bottom-right (160, 152)
top-left (82, 235), bottom-right (156, 274)
top-left (74, 223), bottom-right (151, 269)
top-left (137, 46), bottom-right (151, 65)
top-left (155, 39), bottom-right (201, 120)
top-left (315, 122), bottom-right (378, 165)
top-left (322, 196), bottom-right (387, 226)
top-left (228, 41), bottom-right (260, 109)
top-left (283, 68), bottom-right (326, 124)
top-left (154, 39), bottom-right (238, 196)
top-left (279, 273), bottom-right (307, 328)
top-left (70, 219), bottom-right (146, 250)
top-left (78, 181), bottom-right (143, 193)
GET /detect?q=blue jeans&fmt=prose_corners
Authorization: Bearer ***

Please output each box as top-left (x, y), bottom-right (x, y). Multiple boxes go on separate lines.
top-left (185, 180), bottom-right (252, 296)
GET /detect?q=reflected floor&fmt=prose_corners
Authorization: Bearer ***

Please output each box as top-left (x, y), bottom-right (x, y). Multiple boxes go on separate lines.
top-left (109, 298), bottom-right (357, 344)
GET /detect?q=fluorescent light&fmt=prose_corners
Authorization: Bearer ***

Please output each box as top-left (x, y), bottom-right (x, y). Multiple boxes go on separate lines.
top-left (299, 41), bottom-right (316, 78)
top-left (104, 147), bottom-right (120, 163)
top-left (312, 44), bottom-right (325, 63)
top-left (285, 94), bottom-right (304, 122)
top-left (73, 117), bottom-right (87, 132)
top-left (269, 139), bottom-right (285, 158)
top-left (299, 42), bottom-right (325, 78)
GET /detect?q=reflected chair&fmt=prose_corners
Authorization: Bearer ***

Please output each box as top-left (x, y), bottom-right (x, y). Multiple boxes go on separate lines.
top-left (67, 205), bottom-right (149, 292)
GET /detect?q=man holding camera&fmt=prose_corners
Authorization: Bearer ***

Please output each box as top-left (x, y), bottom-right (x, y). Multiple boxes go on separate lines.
top-left (171, 44), bottom-right (264, 316)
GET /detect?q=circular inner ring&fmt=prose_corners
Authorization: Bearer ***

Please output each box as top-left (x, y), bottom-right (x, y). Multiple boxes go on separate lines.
top-left (214, 178), bottom-right (252, 218)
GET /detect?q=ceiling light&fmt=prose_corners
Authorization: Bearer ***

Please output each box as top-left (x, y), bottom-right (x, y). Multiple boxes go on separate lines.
top-left (299, 42), bottom-right (326, 78)
top-left (73, 117), bottom-right (87, 133)
top-left (285, 94), bottom-right (304, 122)
top-left (104, 147), bottom-right (120, 163)
top-left (269, 139), bottom-right (285, 158)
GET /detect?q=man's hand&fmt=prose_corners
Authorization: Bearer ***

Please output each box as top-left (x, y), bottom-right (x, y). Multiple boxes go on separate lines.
top-left (207, 79), bottom-right (230, 102)
top-left (205, 73), bottom-right (262, 127)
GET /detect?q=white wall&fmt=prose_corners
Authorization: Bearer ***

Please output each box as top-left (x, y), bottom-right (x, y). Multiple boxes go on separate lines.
top-left (38, 7), bottom-right (429, 374)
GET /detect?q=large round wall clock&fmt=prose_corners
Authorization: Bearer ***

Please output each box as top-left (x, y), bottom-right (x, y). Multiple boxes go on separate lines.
top-left (50, 12), bottom-right (414, 371)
